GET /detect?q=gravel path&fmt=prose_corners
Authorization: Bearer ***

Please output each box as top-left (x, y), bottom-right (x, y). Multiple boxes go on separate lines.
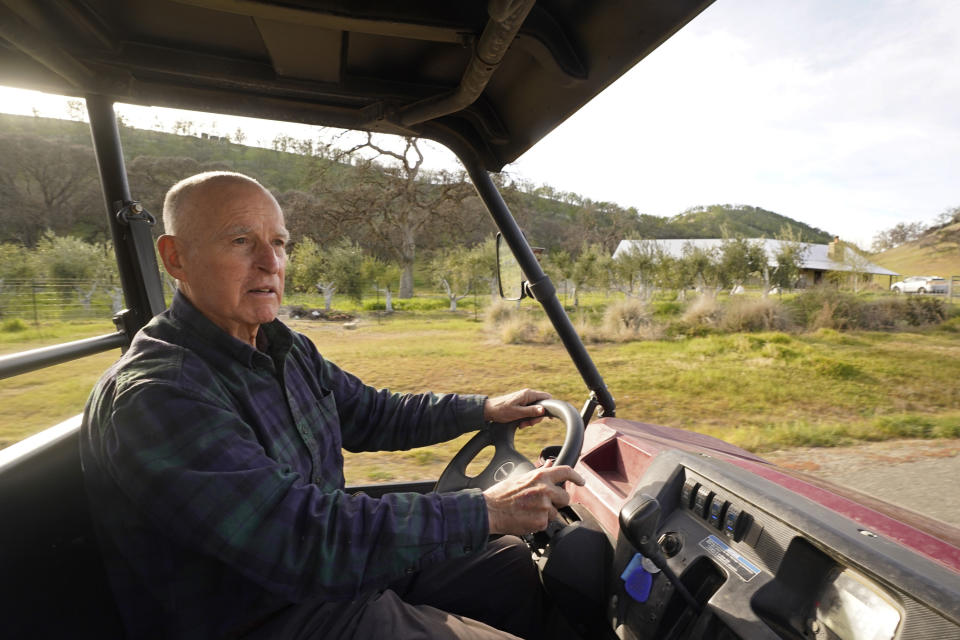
top-left (762, 439), bottom-right (960, 527)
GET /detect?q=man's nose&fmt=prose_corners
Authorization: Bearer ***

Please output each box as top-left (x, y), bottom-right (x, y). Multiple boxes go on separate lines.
top-left (254, 241), bottom-right (282, 273)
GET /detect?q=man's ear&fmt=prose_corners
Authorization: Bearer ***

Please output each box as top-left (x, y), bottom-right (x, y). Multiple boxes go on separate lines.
top-left (157, 235), bottom-right (187, 282)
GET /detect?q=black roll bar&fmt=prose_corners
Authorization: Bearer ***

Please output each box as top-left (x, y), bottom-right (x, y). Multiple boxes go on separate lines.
top-left (0, 332), bottom-right (127, 381)
top-left (458, 152), bottom-right (616, 421)
top-left (86, 95), bottom-right (167, 339)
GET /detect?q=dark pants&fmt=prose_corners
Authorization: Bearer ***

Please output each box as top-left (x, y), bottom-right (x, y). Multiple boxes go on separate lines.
top-left (247, 536), bottom-right (546, 639)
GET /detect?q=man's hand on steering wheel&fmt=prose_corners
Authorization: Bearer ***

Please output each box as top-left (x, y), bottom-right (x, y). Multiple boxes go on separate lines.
top-left (483, 388), bottom-right (552, 427)
top-left (483, 462), bottom-right (585, 535)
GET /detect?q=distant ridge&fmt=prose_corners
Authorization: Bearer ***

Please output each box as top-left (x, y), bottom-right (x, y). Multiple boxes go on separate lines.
top-left (663, 204), bottom-right (833, 243)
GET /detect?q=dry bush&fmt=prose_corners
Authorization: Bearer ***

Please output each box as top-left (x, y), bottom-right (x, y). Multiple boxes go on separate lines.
top-left (485, 298), bottom-right (518, 327)
top-left (682, 295), bottom-right (721, 327)
top-left (720, 297), bottom-right (791, 333)
top-left (602, 298), bottom-right (653, 338)
top-left (499, 316), bottom-right (537, 344)
top-left (572, 315), bottom-right (608, 344)
top-left (533, 319), bottom-right (561, 344)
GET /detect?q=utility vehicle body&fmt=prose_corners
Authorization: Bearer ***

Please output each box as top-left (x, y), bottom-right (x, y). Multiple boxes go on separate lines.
top-left (0, 1), bottom-right (958, 638)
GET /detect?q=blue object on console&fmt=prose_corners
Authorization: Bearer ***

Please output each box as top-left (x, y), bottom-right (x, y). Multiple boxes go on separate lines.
top-left (620, 553), bottom-right (653, 602)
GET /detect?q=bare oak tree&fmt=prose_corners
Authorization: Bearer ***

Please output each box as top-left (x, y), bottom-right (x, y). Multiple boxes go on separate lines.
top-left (319, 134), bottom-right (473, 298)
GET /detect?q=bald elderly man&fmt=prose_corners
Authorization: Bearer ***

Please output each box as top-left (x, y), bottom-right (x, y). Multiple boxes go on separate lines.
top-left (80, 171), bottom-right (583, 640)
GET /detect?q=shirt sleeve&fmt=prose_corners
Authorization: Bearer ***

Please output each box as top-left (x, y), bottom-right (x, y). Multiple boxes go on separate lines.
top-left (99, 380), bottom-right (490, 602)
top-left (302, 338), bottom-right (488, 453)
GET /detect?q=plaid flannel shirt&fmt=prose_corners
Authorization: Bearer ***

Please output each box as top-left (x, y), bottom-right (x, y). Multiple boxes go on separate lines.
top-left (80, 291), bottom-right (489, 638)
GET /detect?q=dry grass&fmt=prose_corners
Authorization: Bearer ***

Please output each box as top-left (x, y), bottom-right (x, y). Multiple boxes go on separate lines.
top-left (2, 309), bottom-right (959, 485)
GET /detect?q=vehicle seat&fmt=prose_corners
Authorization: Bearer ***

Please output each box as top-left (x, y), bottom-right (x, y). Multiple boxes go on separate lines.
top-left (0, 417), bottom-right (125, 638)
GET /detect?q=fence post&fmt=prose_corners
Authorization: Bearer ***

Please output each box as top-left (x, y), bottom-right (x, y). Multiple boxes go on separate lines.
top-left (31, 280), bottom-right (39, 327)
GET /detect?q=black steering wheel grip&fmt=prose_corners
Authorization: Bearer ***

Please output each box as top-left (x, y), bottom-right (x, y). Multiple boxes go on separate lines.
top-left (434, 398), bottom-right (584, 493)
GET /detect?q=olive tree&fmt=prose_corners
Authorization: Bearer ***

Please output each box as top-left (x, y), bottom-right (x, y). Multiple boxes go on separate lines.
top-left (769, 231), bottom-right (807, 295)
top-left (718, 236), bottom-right (767, 292)
top-left (430, 244), bottom-right (492, 312)
top-left (361, 255), bottom-right (401, 313)
top-left (568, 243), bottom-right (611, 308)
top-left (288, 237), bottom-right (364, 310)
top-left (613, 240), bottom-right (661, 299)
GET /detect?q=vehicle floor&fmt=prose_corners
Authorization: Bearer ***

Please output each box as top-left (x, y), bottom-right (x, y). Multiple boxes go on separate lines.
top-left (764, 438), bottom-right (960, 527)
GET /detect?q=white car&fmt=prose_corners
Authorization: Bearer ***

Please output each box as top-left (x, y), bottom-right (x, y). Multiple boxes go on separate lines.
top-left (891, 276), bottom-right (947, 294)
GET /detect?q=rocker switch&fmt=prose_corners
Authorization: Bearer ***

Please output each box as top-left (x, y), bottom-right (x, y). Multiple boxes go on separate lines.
top-left (681, 478), bottom-right (699, 509)
top-left (708, 499), bottom-right (727, 530)
top-left (693, 486), bottom-right (714, 519)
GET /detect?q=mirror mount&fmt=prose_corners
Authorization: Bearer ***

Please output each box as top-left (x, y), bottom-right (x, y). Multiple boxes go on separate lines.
top-left (496, 232), bottom-right (546, 301)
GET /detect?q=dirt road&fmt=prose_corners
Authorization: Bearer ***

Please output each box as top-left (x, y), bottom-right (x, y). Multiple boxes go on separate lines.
top-left (763, 439), bottom-right (960, 528)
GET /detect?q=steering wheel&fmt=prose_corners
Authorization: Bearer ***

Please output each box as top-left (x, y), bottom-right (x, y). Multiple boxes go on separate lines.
top-left (435, 399), bottom-right (584, 493)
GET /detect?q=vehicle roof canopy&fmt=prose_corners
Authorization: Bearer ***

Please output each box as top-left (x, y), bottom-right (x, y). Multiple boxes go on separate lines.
top-left (0, 0), bottom-right (712, 170)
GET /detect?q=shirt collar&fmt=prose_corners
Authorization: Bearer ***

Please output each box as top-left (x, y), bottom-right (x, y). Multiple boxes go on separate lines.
top-left (167, 290), bottom-right (294, 370)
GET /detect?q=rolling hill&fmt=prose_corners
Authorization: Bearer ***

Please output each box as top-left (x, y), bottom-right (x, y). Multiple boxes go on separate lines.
top-left (873, 222), bottom-right (960, 279)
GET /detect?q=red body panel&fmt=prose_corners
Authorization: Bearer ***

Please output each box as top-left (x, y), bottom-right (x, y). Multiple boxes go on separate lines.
top-left (570, 417), bottom-right (960, 574)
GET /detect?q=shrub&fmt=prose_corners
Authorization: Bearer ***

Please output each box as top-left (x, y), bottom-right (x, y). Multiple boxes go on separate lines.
top-left (681, 295), bottom-right (721, 327)
top-left (499, 317), bottom-right (536, 344)
top-left (485, 299), bottom-right (518, 327)
top-left (789, 288), bottom-right (861, 331)
top-left (1, 318), bottom-right (28, 332)
top-left (857, 299), bottom-right (901, 330)
top-left (719, 297), bottom-right (791, 333)
top-left (902, 296), bottom-right (946, 325)
top-left (602, 298), bottom-right (652, 337)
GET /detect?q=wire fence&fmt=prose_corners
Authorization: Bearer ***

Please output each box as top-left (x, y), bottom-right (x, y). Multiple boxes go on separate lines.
top-left (0, 279), bottom-right (125, 325)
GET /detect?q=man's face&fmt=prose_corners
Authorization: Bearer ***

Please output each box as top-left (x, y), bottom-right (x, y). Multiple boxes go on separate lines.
top-left (166, 181), bottom-right (289, 344)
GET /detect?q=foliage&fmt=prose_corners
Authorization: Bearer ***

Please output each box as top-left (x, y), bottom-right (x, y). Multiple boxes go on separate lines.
top-left (1, 318), bottom-right (28, 332)
top-left (429, 245), bottom-right (489, 311)
top-left (717, 236), bottom-right (767, 290)
top-left (769, 228), bottom-right (807, 292)
top-left (287, 237), bottom-right (364, 310)
top-left (33, 233), bottom-right (116, 283)
top-left (361, 255), bottom-right (401, 312)
top-left (788, 287), bottom-right (948, 330)
top-left (568, 243), bottom-right (611, 307)
top-left (0, 243), bottom-right (38, 280)
top-left (612, 240), bottom-right (660, 298)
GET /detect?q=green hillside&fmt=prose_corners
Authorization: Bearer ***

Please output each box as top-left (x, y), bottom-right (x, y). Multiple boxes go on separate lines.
top-left (1, 113), bottom-right (835, 254)
top-left (666, 204), bottom-right (833, 242)
top-left (873, 221), bottom-right (960, 278)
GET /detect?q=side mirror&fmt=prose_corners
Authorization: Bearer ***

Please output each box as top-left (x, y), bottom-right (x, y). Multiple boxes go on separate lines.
top-left (496, 232), bottom-right (526, 301)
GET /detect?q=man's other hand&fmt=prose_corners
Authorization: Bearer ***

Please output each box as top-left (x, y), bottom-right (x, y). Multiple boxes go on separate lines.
top-left (483, 389), bottom-right (551, 427)
top-left (483, 463), bottom-right (585, 535)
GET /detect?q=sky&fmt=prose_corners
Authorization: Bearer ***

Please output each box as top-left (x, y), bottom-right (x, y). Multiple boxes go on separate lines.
top-left (1, 0), bottom-right (958, 248)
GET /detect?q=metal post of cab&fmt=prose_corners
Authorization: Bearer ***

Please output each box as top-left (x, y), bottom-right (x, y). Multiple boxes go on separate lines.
top-left (85, 94), bottom-right (166, 341)
top-left (458, 153), bottom-right (616, 422)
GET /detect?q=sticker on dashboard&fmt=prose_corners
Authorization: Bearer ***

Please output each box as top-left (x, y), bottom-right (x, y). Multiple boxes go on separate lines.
top-left (699, 535), bottom-right (761, 582)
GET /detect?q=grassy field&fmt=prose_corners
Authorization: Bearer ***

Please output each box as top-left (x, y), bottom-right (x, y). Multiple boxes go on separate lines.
top-left (3, 307), bottom-right (959, 484)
